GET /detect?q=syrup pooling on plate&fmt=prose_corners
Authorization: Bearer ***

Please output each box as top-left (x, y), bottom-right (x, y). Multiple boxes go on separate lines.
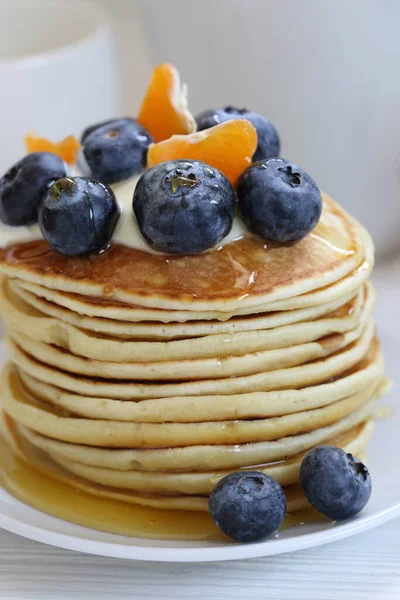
top-left (0, 438), bottom-right (223, 540)
top-left (0, 435), bottom-right (324, 540)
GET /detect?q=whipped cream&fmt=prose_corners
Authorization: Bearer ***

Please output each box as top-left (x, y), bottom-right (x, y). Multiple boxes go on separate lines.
top-left (0, 173), bottom-right (248, 254)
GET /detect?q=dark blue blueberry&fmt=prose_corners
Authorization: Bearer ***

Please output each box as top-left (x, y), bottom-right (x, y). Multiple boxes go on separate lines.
top-left (300, 446), bottom-right (372, 520)
top-left (82, 118), bottom-right (153, 184)
top-left (38, 176), bottom-right (120, 256)
top-left (81, 117), bottom-right (134, 143)
top-left (0, 153), bottom-right (68, 226)
top-left (237, 158), bottom-right (322, 242)
top-left (209, 471), bottom-right (287, 543)
top-left (195, 106), bottom-right (280, 161)
top-left (133, 160), bottom-right (235, 254)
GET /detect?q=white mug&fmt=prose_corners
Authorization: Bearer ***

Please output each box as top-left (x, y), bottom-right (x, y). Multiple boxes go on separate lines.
top-left (0, 0), bottom-right (119, 173)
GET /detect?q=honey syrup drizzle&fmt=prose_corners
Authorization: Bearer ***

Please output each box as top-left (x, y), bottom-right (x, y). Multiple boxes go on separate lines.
top-left (0, 438), bottom-right (224, 540)
top-left (0, 438), bottom-right (324, 541)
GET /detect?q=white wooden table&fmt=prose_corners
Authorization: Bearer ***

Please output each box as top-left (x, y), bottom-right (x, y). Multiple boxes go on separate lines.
top-left (0, 259), bottom-right (399, 598)
top-left (0, 518), bottom-right (399, 600)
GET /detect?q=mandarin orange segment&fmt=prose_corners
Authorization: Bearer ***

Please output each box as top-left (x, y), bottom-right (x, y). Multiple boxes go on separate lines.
top-left (25, 133), bottom-right (81, 164)
top-left (147, 119), bottom-right (257, 186)
top-left (137, 63), bottom-right (197, 142)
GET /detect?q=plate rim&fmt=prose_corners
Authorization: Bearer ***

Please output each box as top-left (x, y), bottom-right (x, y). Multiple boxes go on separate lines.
top-left (0, 499), bottom-right (400, 561)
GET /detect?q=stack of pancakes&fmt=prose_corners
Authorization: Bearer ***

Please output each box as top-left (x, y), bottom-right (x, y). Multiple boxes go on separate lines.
top-left (0, 194), bottom-right (386, 514)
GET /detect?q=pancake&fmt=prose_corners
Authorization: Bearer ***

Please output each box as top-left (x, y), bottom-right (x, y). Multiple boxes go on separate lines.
top-left (0, 196), bottom-right (371, 311)
top-left (7, 314), bottom-right (367, 381)
top-left (2, 397), bottom-right (375, 473)
top-left (0, 364), bottom-right (380, 448)
top-left (9, 253), bottom-right (372, 323)
top-left (20, 418), bottom-right (373, 485)
top-left (1, 277), bottom-right (370, 363)
top-left (20, 418), bottom-right (374, 493)
top-left (47, 426), bottom-right (371, 493)
top-left (6, 319), bottom-right (375, 398)
top-left (4, 277), bottom-right (368, 352)
top-left (17, 341), bottom-right (383, 423)
top-left (1, 409), bottom-right (374, 512)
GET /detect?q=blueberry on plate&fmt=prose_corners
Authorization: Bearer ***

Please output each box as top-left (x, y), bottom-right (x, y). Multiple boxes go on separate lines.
top-left (133, 160), bottom-right (235, 254)
top-left (82, 118), bottom-right (153, 184)
top-left (0, 152), bottom-right (68, 226)
top-left (237, 158), bottom-right (322, 242)
top-left (300, 446), bottom-right (372, 520)
top-left (39, 176), bottom-right (120, 256)
top-left (196, 106), bottom-right (280, 162)
top-left (209, 471), bottom-right (287, 543)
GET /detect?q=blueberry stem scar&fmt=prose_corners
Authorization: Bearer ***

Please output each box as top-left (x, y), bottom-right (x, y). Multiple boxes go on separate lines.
top-left (168, 172), bottom-right (200, 194)
top-left (277, 165), bottom-right (302, 187)
top-left (50, 177), bottom-right (77, 201)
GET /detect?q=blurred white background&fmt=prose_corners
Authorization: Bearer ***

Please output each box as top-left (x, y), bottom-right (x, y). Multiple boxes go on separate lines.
top-left (1, 0), bottom-right (400, 257)
top-left (95, 0), bottom-right (400, 258)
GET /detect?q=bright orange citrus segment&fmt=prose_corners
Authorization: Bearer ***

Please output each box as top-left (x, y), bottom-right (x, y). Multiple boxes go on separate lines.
top-left (137, 63), bottom-right (197, 142)
top-left (147, 119), bottom-right (258, 186)
top-left (25, 133), bottom-right (81, 164)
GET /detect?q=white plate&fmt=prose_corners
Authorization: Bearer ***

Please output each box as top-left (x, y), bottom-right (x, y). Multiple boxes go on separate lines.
top-left (0, 280), bottom-right (398, 562)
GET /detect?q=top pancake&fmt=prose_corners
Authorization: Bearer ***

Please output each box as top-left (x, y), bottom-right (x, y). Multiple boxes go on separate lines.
top-left (0, 195), bottom-right (370, 312)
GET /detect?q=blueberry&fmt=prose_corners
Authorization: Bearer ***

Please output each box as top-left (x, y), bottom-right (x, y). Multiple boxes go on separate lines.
top-left (300, 446), bottom-right (372, 520)
top-left (0, 152), bottom-right (68, 226)
top-left (237, 158), bottom-right (322, 242)
top-left (209, 472), bottom-right (286, 543)
top-left (81, 117), bottom-right (133, 143)
top-left (39, 176), bottom-right (120, 256)
top-left (195, 106), bottom-right (280, 161)
top-left (133, 160), bottom-right (235, 254)
top-left (82, 118), bottom-right (153, 184)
